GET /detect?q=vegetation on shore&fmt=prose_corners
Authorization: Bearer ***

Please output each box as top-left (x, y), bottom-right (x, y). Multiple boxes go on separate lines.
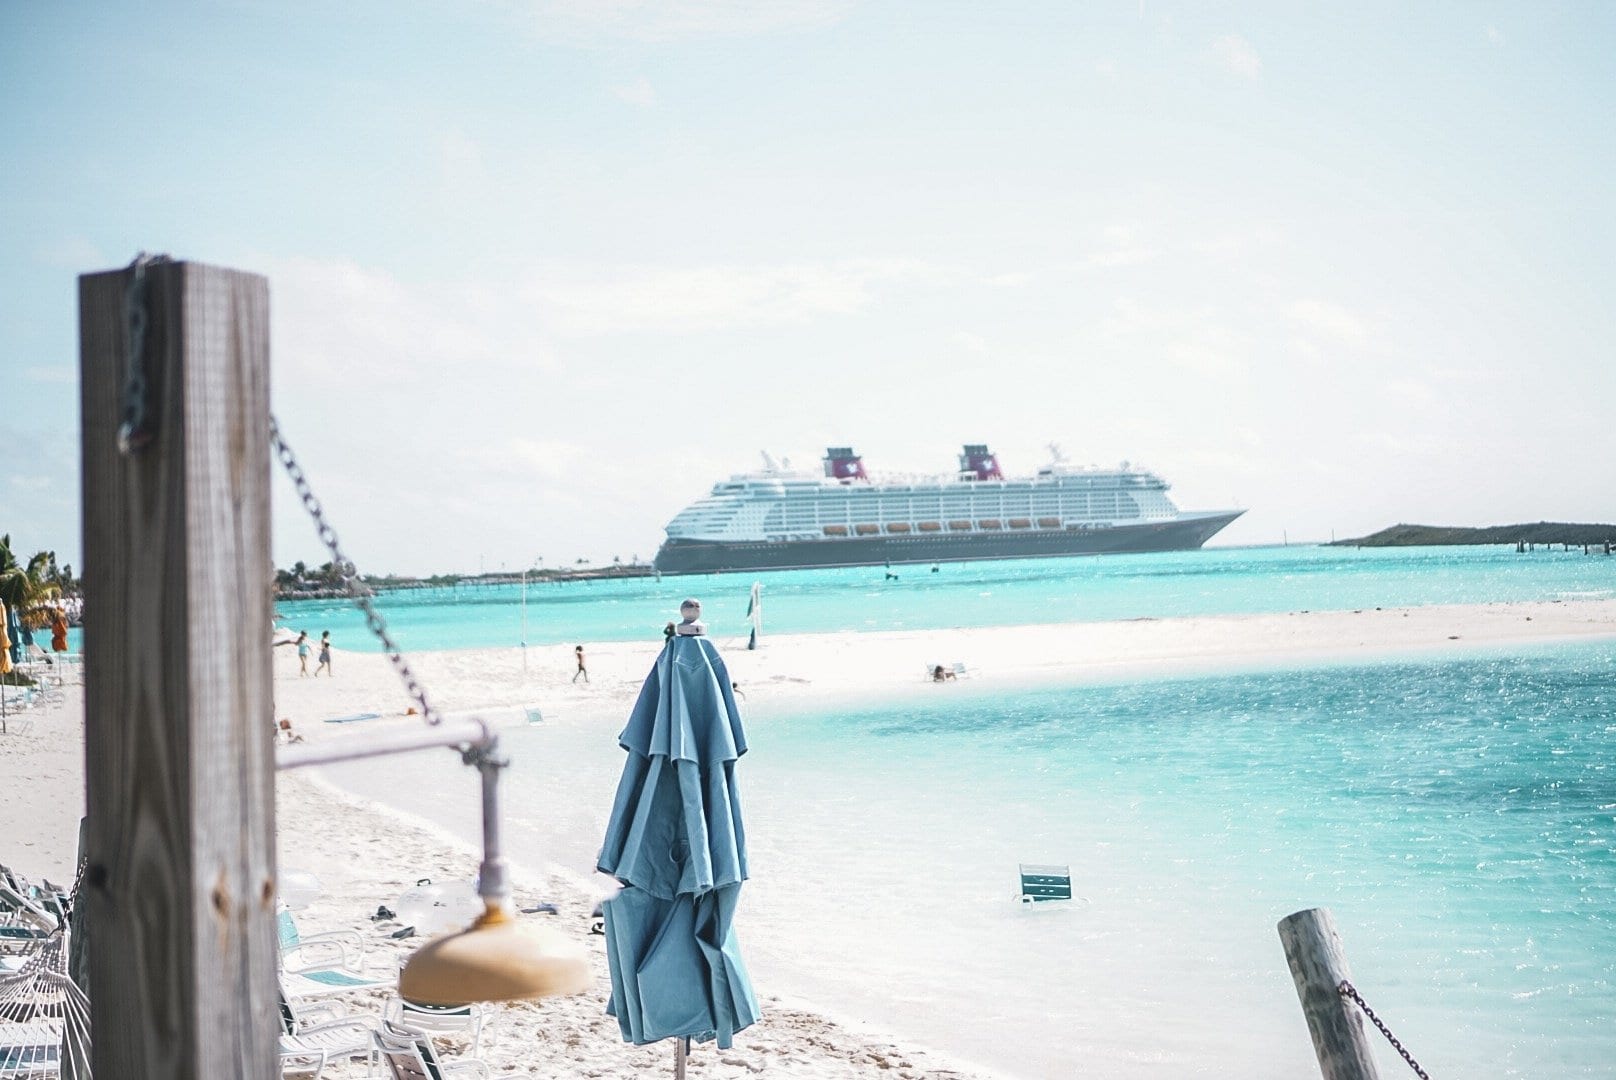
top-left (1333, 522), bottom-right (1616, 548)
top-left (0, 534), bottom-right (76, 629)
top-left (273, 559), bottom-right (657, 600)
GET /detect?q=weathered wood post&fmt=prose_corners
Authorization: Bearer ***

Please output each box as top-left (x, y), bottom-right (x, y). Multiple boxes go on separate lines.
top-left (1278, 907), bottom-right (1383, 1080)
top-left (79, 258), bottom-right (277, 1077)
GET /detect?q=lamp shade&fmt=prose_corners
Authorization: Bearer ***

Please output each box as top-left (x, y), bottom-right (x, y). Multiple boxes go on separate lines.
top-left (399, 902), bottom-right (591, 1005)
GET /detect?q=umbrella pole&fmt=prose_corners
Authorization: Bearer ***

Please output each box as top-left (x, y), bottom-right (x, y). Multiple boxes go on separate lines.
top-left (675, 1036), bottom-right (689, 1079)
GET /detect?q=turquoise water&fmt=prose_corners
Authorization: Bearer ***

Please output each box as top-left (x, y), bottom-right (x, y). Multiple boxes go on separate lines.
top-left (326, 639), bottom-right (1616, 1078)
top-left (279, 544), bottom-right (1616, 651)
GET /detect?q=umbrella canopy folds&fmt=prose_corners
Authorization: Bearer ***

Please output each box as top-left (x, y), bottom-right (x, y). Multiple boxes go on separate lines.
top-left (597, 633), bottom-right (760, 1049)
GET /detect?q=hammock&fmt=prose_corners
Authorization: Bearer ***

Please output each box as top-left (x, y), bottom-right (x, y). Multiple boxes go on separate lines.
top-left (0, 929), bottom-right (90, 1078)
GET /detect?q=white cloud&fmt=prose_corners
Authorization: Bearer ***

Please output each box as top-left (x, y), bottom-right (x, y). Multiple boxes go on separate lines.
top-left (1288, 299), bottom-right (1366, 342)
top-left (1485, 24), bottom-right (1505, 47)
top-left (1210, 34), bottom-right (1262, 80)
top-left (35, 235), bottom-right (108, 270)
top-left (22, 365), bottom-right (76, 385)
top-left (612, 76), bottom-right (657, 108)
top-left (527, 259), bottom-right (943, 335)
top-left (517, 0), bottom-right (855, 43)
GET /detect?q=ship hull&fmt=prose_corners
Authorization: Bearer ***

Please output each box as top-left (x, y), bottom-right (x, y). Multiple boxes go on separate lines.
top-left (653, 512), bottom-right (1243, 575)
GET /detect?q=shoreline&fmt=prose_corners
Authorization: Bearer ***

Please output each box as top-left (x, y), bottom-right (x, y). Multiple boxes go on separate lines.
top-left (6, 598), bottom-right (1616, 1077)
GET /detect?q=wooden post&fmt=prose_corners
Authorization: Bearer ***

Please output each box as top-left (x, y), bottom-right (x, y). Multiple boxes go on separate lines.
top-left (79, 260), bottom-right (277, 1078)
top-left (1277, 908), bottom-right (1383, 1080)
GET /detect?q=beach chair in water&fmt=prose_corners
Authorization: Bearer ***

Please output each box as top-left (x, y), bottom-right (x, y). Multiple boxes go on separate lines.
top-left (374, 1018), bottom-right (521, 1080)
top-left (1018, 864), bottom-right (1072, 903)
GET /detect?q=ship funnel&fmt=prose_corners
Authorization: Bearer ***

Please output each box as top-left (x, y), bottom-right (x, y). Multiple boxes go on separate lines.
top-left (823, 447), bottom-right (868, 482)
top-left (959, 444), bottom-right (1003, 481)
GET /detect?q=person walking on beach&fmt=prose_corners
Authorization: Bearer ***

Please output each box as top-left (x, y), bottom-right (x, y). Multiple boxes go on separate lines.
top-left (572, 644), bottom-right (588, 683)
top-left (295, 631), bottom-right (311, 676)
top-left (314, 631), bottom-right (332, 677)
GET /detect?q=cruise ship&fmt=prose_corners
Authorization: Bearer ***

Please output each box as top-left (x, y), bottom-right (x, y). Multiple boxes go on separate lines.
top-left (652, 445), bottom-right (1243, 575)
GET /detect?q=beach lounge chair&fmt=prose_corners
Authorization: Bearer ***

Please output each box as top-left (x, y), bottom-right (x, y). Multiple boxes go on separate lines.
top-left (384, 996), bottom-right (490, 1056)
top-left (281, 966), bottom-right (388, 1001)
top-left (279, 1016), bottom-right (376, 1079)
top-left (0, 1018), bottom-right (63, 1075)
top-left (374, 1019), bottom-right (519, 1080)
top-left (1018, 864), bottom-right (1072, 903)
top-left (278, 906), bottom-right (366, 975)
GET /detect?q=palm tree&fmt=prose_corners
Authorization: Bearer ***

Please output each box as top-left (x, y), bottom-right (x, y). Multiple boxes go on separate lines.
top-left (0, 535), bottom-right (62, 630)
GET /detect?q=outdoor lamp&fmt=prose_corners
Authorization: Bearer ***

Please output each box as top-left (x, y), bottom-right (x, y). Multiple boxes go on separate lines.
top-left (277, 717), bottom-right (590, 1005)
top-left (270, 416), bottom-right (589, 1005)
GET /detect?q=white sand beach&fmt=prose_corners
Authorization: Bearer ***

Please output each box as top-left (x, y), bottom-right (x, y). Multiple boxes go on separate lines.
top-left (5, 597), bottom-right (1616, 1078)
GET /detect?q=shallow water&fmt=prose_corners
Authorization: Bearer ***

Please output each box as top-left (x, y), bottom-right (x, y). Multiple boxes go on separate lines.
top-left (324, 639), bottom-right (1616, 1078)
top-left (277, 544), bottom-right (1616, 651)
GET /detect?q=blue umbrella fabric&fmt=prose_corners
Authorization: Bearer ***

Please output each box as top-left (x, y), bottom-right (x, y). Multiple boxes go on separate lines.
top-left (597, 633), bottom-right (760, 1049)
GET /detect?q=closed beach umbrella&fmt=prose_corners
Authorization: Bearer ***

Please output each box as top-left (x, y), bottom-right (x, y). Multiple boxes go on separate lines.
top-left (1, 600), bottom-right (13, 676)
top-left (597, 627), bottom-right (760, 1056)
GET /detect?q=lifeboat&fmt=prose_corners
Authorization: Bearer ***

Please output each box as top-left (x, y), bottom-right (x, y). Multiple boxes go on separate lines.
top-left (1037, 517), bottom-right (1061, 528)
top-left (977, 519), bottom-right (1002, 530)
top-left (854, 523), bottom-right (881, 536)
top-left (1008, 518), bottom-right (1032, 529)
top-left (947, 520), bottom-right (973, 531)
top-left (917, 521), bottom-right (942, 532)
top-left (823, 524), bottom-right (849, 537)
top-left (886, 522), bottom-right (911, 534)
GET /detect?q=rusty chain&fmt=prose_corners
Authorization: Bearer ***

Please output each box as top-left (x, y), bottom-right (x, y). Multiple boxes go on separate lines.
top-left (1338, 979), bottom-right (1430, 1079)
top-left (117, 252), bottom-right (171, 455)
top-left (270, 416), bottom-right (445, 727)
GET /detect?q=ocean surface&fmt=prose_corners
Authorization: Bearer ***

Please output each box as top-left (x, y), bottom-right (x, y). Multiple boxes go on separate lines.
top-left (276, 543), bottom-right (1616, 651)
top-left (308, 547), bottom-right (1616, 1078)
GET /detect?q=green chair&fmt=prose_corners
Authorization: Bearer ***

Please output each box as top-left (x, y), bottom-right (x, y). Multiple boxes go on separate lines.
top-left (1018, 864), bottom-right (1072, 903)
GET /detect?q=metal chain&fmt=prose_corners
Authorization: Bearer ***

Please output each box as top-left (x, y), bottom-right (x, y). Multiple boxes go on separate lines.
top-left (118, 252), bottom-right (171, 455)
top-left (1338, 980), bottom-right (1430, 1079)
top-left (270, 416), bottom-right (444, 726)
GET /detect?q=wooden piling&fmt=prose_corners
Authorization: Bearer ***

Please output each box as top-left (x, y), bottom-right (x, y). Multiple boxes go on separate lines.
top-left (79, 260), bottom-right (278, 1078)
top-left (1278, 908), bottom-right (1383, 1080)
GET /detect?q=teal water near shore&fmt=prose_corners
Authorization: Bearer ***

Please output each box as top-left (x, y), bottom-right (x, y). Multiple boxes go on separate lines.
top-left (278, 544), bottom-right (1615, 651)
top-left (310, 546), bottom-right (1616, 1077)
top-left (326, 638), bottom-right (1616, 1079)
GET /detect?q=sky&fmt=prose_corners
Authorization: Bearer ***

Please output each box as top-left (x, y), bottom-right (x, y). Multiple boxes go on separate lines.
top-left (3, 1), bottom-right (1613, 576)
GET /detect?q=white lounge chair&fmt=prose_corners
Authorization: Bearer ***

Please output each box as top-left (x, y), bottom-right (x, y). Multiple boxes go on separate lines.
top-left (374, 1019), bottom-right (520, 1080)
top-left (281, 966), bottom-right (388, 1000)
top-left (385, 995), bottom-right (490, 1056)
top-left (279, 1016), bottom-right (375, 1079)
top-left (278, 905), bottom-right (366, 975)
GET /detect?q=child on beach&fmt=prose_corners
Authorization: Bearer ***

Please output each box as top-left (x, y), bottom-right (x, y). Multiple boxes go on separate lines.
top-left (295, 631), bottom-right (310, 676)
top-left (573, 644), bottom-right (588, 683)
top-left (314, 631), bottom-right (332, 677)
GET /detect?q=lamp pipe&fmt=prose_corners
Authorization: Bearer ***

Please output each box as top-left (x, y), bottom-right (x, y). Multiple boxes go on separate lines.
top-left (274, 717), bottom-right (493, 770)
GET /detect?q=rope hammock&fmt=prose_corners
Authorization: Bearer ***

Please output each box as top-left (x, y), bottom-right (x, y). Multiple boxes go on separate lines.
top-left (0, 927), bottom-right (91, 1078)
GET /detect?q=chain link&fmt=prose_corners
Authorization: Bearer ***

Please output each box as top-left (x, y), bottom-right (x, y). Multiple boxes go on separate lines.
top-left (117, 252), bottom-right (170, 455)
top-left (1338, 980), bottom-right (1430, 1079)
top-left (270, 417), bottom-right (444, 726)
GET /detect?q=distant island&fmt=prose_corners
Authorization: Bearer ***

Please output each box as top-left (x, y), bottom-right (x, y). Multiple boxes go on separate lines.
top-left (1333, 522), bottom-right (1616, 549)
top-left (274, 561), bottom-right (658, 601)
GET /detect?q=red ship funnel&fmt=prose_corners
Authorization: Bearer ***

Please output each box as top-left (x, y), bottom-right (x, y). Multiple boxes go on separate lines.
top-left (959, 444), bottom-right (1002, 481)
top-left (823, 447), bottom-right (868, 481)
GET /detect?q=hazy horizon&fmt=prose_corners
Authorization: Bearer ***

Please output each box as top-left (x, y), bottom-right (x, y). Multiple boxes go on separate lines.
top-left (4, 2), bottom-right (1613, 576)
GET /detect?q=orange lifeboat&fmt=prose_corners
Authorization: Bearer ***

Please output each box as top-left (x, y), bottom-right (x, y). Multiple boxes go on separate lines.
top-left (1037, 517), bottom-right (1061, 528)
top-left (947, 520), bottom-right (973, 531)
top-left (917, 521), bottom-right (942, 532)
top-left (978, 519), bottom-right (1002, 530)
top-left (854, 523), bottom-right (881, 536)
top-left (886, 522), bottom-right (911, 534)
top-left (823, 524), bottom-right (849, 537)
top-left (1008, 518), bottom-right (1032, 529)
